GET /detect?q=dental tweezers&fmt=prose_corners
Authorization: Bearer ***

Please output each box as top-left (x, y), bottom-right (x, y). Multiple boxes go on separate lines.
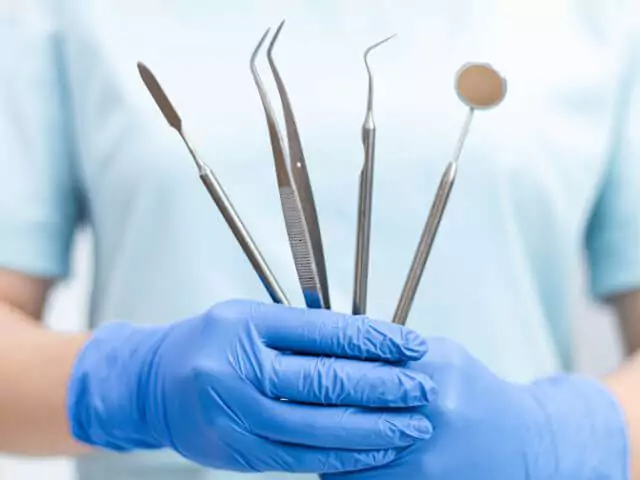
top-left (251, 21), bottom-right (331, 310)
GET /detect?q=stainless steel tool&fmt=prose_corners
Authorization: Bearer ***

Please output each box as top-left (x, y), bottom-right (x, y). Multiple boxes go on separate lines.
top-left (250, 21), bottom-right (331, 310)
top-left (392, 62), bottom-right (507, 326)
top-left (137, 62), bottom-right (290, 306)
top-left (352, 34), bottom-right (396, 316)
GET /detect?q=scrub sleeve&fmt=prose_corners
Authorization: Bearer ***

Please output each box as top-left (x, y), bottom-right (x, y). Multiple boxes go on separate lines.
top-left (0, 5), bottom-right (80, 280)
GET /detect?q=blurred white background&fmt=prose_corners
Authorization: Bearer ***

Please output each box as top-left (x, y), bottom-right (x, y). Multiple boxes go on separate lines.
top-left (0, 230), bottom-right (625, 480)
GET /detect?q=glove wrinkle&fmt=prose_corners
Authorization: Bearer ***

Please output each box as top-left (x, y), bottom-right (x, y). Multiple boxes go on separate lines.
top-left (324, 337), bottom-right (629, 480)
top-left (67, 300), bottom-right (435, 472)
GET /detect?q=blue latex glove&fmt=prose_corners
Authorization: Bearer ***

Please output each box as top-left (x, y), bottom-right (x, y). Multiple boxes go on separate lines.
top-left (68, 300), bottom-right (437, 473)
top-left (325, 337), bottom-right (629, 480)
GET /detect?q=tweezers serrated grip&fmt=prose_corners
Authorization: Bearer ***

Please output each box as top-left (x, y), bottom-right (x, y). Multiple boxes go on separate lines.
top-left (279, 186), bottom-right (326, 309)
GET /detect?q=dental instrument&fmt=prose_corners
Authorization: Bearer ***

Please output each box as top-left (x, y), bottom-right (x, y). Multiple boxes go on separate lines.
top-left (250, 21), bottom-right (331, 309)
top-left (352, 34), bottom-right (396, 316)
top-left (137, 62), bottom-right (289, 305)
top-left (393, 63), bottom-right (507, 325)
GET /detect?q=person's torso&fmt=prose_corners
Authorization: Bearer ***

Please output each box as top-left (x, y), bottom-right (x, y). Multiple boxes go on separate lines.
top-left (56, 0), bottom-right (627, 478)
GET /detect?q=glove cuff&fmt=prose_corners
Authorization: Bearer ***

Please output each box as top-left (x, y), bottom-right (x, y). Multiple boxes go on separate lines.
top-left (528, 374), bottom-right (629, 479)
top-left (67, 322), bottom-right (169, 451)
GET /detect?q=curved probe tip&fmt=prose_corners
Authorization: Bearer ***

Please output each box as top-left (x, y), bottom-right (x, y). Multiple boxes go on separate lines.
top-left (363, 33), bottom-right (397, 117)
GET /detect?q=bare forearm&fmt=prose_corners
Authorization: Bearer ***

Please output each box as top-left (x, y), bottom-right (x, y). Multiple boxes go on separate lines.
top-left (605, 352), bottom-right (640, 479)
top-left (612, 293), bottom-right (640, 355)
top-left (0, 301), bottom-right (90, 455)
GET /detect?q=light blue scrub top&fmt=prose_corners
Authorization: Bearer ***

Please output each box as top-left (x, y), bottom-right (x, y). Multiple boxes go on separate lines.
top-left (1, 1), bottom-right (639, 479)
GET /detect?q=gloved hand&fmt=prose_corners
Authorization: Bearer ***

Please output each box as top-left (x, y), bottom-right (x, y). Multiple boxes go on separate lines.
top-left (68, 299), bottom-right (437, 473)
top-left (325, 337), bottom-right (629, 480)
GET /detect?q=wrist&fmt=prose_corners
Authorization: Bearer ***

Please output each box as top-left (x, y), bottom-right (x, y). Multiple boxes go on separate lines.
top-left (527, 374), bottom-right (629, 479)
top-left (67, 322), bottom-right (170, 451)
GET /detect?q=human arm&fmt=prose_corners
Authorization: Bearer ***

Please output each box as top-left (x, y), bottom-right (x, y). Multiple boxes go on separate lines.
top-left (586, 14), bottom-right (640, 477)
top-left (612, 292), bottom-right (640, 355)
top-left (324, 337), bottom-right (630, 480)
top-left (317, 284), bottom-right (640, 480)
top-left (68, 299), bottom-right (437, 473)
top-left (0, 270), bottom-right (90, 455)
top-left (605, 339), bottom-right (640, 480)
top-left (325, 16), bottom-right (640, 480)
top-left (0, 1), bottom-right (92, 456)
top-left (0, 268), bottom-right (438, 470)
top-left (603, 291), bottom-right (640, 480)
top-left (0, 4), bottom-right (438, 471)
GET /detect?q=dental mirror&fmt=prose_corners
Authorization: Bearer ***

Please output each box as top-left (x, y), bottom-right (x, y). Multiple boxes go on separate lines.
top-left (455, 62), bottom-right (507, 110)
top-left (392, 62), bottom-right (507, 326)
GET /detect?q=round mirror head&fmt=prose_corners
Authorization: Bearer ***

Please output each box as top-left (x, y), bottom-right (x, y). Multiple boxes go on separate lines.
top-left (455, 63), bottom-right (507, 110)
